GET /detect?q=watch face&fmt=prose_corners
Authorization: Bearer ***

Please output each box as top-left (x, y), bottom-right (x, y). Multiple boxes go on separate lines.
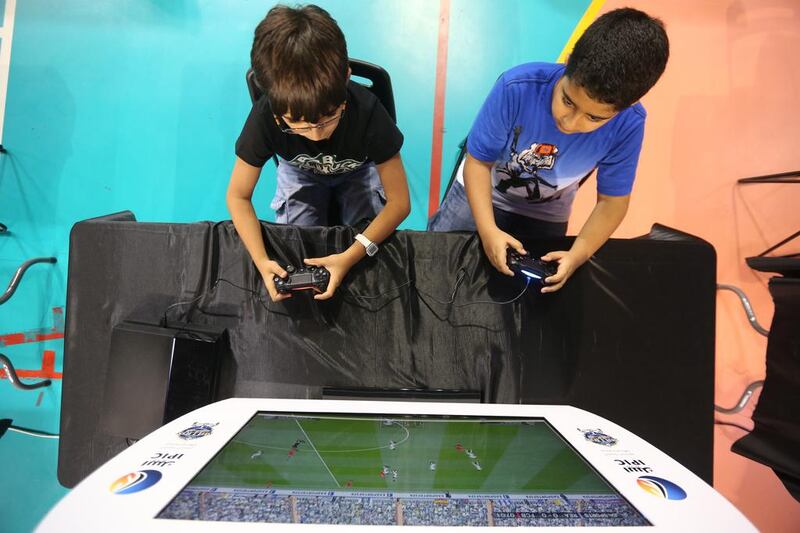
top-left (366, 243), bottom-right (379, 256)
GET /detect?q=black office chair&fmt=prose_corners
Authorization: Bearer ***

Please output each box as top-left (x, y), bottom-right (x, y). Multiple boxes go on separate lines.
top-left (246, 58), bottom-right (396, 122)
top-left (245, 59), bottom-right (397, 225)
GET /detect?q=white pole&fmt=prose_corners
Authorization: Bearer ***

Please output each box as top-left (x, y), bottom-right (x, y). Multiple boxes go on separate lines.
top-left (0, 0), bottom-right (18, 147)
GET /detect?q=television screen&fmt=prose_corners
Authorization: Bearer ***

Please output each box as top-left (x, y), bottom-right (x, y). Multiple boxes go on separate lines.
top-left (158, 412), bottom-right (649, 527)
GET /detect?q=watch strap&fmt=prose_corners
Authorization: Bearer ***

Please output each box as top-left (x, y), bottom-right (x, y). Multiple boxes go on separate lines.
top-left (355, 233), bottom-right (378, 256)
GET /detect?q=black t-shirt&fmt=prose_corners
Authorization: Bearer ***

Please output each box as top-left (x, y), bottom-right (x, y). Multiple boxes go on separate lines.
top-left (235, 81), bottom-right (403, 175)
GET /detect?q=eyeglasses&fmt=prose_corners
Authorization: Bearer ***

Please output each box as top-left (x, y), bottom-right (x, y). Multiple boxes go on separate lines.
top-left (277, 106), bottom-right (345, 135)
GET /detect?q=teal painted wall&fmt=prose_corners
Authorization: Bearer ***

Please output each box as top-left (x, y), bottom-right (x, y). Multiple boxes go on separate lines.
top-left (0, 1), bottom-right (589, 531)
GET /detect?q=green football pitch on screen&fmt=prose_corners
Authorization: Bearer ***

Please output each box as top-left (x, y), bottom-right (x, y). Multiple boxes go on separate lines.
top-left (190, 413), bottom-right (613, 494)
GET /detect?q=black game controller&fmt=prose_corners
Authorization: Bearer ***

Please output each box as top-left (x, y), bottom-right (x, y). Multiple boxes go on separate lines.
top-left (274, 265), bottom-right (330, 294)
top-left (506, 250), bottom-right (557, 283)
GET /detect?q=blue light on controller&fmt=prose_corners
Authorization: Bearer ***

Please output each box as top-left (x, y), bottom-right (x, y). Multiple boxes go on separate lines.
top-left (520, 269), bottom-right (542, 279)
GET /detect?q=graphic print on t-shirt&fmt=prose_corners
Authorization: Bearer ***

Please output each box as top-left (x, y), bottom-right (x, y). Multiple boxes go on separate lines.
top-left (286, 153), bottom-right (366, 175)
top-left (495, 126), bottom-right (561, 203)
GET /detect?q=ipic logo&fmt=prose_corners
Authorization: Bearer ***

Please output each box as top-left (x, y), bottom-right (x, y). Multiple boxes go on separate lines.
top-left (109, 470), bottom-right (162, 494)
top-left (637, 476), bottom-right (687, 500)
top-left (142, 452), bottom-right (184, 468)
top-left (615, 458), bottom-right (652, 474)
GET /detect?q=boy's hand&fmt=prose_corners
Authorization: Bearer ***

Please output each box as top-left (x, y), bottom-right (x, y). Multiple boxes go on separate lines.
top-left (480, 227), bottom-right (527, 276)
top-left (539, 250), bottom-right (583, 293)
top-left (303, 253), bottom-right (355, 300)
top-left (256, 258), bottom-right (292, 302)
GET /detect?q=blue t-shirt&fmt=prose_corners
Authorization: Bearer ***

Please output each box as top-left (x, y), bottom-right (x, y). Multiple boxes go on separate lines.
top-left (462, 62), bottom-right (646, 222)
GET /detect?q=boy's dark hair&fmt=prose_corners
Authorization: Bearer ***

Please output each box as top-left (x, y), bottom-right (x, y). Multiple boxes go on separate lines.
top-left (565, 8), bottom-right (669, 110)
top-left (251, 4), bottom-right (348, 123)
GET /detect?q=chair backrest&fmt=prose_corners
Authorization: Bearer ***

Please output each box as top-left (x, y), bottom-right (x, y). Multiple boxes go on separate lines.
top-left (348, 59), bottom-right (396, 123)
top-left (245, 58), bottom-right (396, 123)
top-left (245, 68), bottom-right (262, 104)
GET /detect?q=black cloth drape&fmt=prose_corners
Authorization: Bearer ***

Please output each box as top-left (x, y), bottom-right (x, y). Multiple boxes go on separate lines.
top-left (733, 275), bottom-right (800, 502)
top-left (59, 214), bottom-right (716, 487)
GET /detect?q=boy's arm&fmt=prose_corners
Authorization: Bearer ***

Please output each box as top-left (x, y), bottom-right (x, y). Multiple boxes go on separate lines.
top-left (226, 156), bottom-right (290, 301)
top-left (304, 153), bottom-right (410, 300)
top-left (540, 192), bottom-right (629, 293)
top-left (463, 153), bottom-right (527, 275)
top-left (361, 152), bottom-right (411, 245)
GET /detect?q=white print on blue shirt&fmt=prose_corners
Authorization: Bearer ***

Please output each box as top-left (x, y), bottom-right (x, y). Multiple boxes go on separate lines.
top-left (495, 125), bottom-right (563, 203)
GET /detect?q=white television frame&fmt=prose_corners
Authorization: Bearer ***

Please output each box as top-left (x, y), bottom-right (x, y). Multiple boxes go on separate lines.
top-left (37, 398), bottom-right (755, 532)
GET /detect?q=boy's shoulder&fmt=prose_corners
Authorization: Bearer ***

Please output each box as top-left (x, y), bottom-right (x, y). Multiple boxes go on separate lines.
top-left (501, 62), bottom-right (564, 87)
top-left (502, 62), bottom-right (648, 124)
top-left (346, 80), bottom-right (381, 112)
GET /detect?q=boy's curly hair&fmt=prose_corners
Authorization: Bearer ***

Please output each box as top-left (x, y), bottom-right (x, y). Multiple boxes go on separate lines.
top-left (251, 4), bottom-right (348, 123)
top-left (566, 8), bottom-right (669, 110)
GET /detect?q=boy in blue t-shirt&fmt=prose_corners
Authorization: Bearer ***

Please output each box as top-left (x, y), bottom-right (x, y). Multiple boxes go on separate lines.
top-left (429, 8), bottom-right (669, 293)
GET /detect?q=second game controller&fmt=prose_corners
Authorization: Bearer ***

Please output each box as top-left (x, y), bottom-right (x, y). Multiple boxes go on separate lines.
top-left (274, 264), bottom-right (330, 294)
top-left (506, 250), bottom-right (557, 283)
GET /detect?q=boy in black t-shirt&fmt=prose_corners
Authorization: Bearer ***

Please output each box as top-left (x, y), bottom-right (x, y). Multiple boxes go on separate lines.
top-left (227, 4), bottom-right (410, 302)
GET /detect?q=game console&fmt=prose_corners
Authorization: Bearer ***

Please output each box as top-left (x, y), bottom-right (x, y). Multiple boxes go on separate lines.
top-left (274, 264), bottom-right (330, 294)
top-left (100, 320), bottom-right (226, 440)
top-left (507, 250), bottom-right (557, 282)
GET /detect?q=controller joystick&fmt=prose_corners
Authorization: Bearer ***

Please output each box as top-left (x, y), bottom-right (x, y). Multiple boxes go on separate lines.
top-left (274, 264), bottom-right (330, 294)
top-left (506, 250), bottom-right (557, 283)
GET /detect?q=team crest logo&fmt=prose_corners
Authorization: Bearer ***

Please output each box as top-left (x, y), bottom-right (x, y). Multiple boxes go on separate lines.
top-left (578, 428), bottom-right (618, 446)
top-left (178, 422), bottom-right (218, 440)
top-left (637, 476), bottom-right (687, 500)
top-left (109, 470), bottom-right (162, 494)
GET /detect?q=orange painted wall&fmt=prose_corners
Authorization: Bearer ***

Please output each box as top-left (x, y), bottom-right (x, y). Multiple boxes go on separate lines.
top-left (569, 1), bottom-right (800, 531)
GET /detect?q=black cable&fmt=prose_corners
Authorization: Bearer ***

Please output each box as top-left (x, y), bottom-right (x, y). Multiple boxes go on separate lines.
top-left (163, 278), bottom-right (261, 326)
top-left (415, 269), bottom-right (532, 307)
top-left (452, 278), bottom-right (531, 307)
top-left (164, 269), bottom-right (532, 323)
top-left (344, 278), bottom-right (415, 300)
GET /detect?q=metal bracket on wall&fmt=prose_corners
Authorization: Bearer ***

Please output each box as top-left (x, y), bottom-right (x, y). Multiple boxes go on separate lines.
top-left (717, 283), bottom-right (770, 337)
top-left (715, 380), bottom-right (764, 415)
top-left (0, 353), bottom-right (51, 390)
top-left (0, 257), bottom-right (57, 305)
top-left (715, 283), bottom-right (768, 417)
top-left (738, 170), bottom-right (800, 259)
